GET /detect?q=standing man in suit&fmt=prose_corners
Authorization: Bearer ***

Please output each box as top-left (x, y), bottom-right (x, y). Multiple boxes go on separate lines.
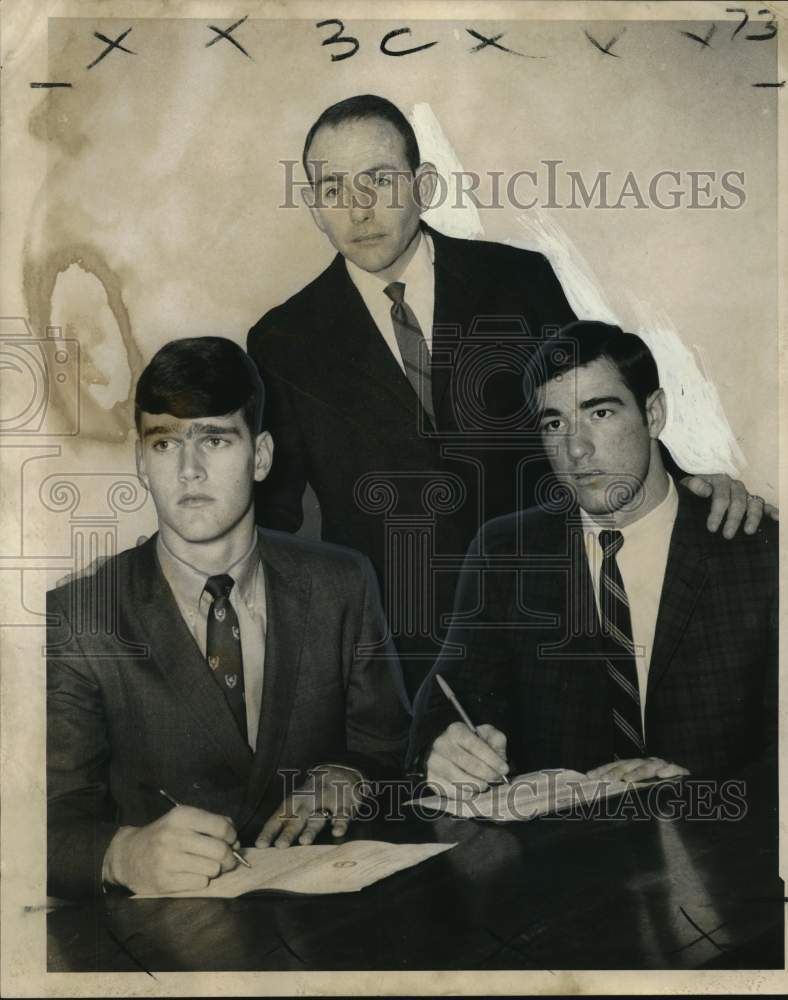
top-left (411, 322), bottom-right (777, 788)
top-left (47, 337), bottom-right (410, 899)
top-left (248, 94), bottom-right (768, 696)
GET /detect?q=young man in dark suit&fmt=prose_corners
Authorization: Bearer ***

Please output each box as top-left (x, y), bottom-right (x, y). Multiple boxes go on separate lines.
top-left (248, 95), bottom-right (768, 696)
top-left (47, 337), bottom-right (410, 899)
top-left (411, 322), bottom-right (777, 789)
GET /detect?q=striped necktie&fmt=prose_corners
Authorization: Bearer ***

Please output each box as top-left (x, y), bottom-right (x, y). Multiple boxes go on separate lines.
top-left (598, 530), bottom-right (646, 758)
top-left (384, 281), bottom-right (435, 427)
top-left (204, 574), bottom-right (248, 741)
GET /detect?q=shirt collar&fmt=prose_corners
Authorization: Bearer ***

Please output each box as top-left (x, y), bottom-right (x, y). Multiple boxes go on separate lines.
top-left (580, 475), bottom-right (678, 545)
top-left (156, 531), bottom-right (261, 613)
top-left (345, 229), bottom-right (435, 302)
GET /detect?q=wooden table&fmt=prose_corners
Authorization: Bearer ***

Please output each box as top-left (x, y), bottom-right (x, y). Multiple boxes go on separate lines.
top-left (47, 762), bottom-right (784, 972)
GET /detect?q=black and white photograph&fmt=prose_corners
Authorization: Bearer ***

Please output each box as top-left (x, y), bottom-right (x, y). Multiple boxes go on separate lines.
top-left (0, 0), bottom-right (784, 994)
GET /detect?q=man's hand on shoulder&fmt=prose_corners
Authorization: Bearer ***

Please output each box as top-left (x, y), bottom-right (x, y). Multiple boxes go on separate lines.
top-left (426, 722), bottom-right (509, 799)
top-left (587, 757), bottom-right (690, 783)
top-left (256, 765), bottom-right (365, 848)
top-left (103, 806), bottom-right (239, 894)
top-left (681, 473), bottom-right (778, 538)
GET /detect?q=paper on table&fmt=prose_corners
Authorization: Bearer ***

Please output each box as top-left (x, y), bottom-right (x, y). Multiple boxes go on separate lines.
top-left (133, 840), bottom-right (456, 898)
top-left (409, 768), bottom-right (670, 821)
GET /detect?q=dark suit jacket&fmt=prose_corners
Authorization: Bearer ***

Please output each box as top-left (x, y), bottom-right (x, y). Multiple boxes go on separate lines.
top-left (247, 227), bottom-right (577, 684)
top-left (47, 530), bottom-right (410, 899)
top-left (410, 483), bottom-right (778, 778)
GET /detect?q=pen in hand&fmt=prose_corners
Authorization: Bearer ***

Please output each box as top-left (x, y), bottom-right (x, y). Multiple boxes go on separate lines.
top-left (159, 788), bottom-right (251, 868)
top-left (435, 675), bottom-right (510, 785)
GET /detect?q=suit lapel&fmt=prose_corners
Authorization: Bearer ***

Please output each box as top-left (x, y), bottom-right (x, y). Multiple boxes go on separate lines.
top-left (316, 232), bottom-right (492, 430)
top-left (525, 511), bottom-right (606, 660)
top-left (321, 255), bottom-right (426, 421)
top-left (524, 512), bottom-right (612, 767)
top-left (130, 537), bottom-right (253, 782)
top-left (647, 491), bottom-right (710, 697)
top-left (431, 228), bottom-right (484, 420)
top-left (239, 531), bottom-right (312, 821)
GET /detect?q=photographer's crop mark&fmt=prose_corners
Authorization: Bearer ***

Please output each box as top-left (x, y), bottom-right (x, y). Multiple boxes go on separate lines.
top-left (27, 19), bottom-right (779, 87)
top-left (86, 28), bottom-right (135, 70)
top-left (466, 29), bottom-right (524, 57)
top-left (379, 28), bottom-right (438, 58)
top-left (673, 907), bottom-right (729, 955)
top-left (315, 19), bottom-right (359, 62)
top-left (583, 28), bottom-right (626, 58)
top-left (205, 15), bottom-right (251, 59)
top-left (680, 24), bottom-right (717, 48)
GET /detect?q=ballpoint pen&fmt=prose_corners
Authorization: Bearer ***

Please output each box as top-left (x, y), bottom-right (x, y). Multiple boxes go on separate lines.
top-left (435, 674), bottom-right (510, 785)
top-left (159, 788), bottom-right (252, 868)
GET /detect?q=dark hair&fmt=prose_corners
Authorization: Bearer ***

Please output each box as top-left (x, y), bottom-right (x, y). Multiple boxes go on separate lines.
top-left (525, 321), bottom-right (660, 419)
top-left (302, 94), bottom-right (421, 177)
top-left (134, 337), bottom-right (265, 436)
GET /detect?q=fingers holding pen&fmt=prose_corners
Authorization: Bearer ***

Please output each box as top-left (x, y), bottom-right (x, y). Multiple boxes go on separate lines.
top-left (426, 721), bottom-right (510, 796)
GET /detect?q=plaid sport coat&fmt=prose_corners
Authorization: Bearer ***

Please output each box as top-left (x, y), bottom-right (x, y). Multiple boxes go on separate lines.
top-left (409, 482), bottom-right (778, 777)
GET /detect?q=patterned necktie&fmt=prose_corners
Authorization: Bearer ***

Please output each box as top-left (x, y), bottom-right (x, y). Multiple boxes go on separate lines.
top-left (204, 574), bottom-right (248, 741)
top-left (598, 530), bottom-right (646, 758)
top-left (384, 281), bottom-right (435, 427)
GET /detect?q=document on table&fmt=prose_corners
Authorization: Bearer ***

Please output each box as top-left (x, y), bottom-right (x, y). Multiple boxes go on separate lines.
top-left (409, 768), bottom-right (675, 821)
top-left (133, 840), bottom-right (456, 898)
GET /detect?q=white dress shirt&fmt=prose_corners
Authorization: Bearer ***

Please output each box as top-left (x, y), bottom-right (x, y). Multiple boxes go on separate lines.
top-left (157, 533), bottom-right (267, 750)
top-left (580, 476), bottom-right (679, 733)
top-left (345, 230), bottom-right (436, 370)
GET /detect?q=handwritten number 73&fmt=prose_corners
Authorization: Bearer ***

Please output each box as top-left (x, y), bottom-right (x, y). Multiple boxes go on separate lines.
top-left (726, 8), bottom-right (778, 41)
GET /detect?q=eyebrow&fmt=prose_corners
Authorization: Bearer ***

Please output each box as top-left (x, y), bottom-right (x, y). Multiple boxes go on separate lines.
top-left (314, 173), bottom-right (345, 189)
top-left (142, 423), bottom-right (177, 439)
top-left (579, 396), bottom-right (624, 410)
top-left (314, 164), bottom-right (401, 187)
top-left (143, 422), bottom-right (242, 440)
top-left (539, 396), bottom-right (625, 421)
top-left (359, 163), bottom-right (401, 174)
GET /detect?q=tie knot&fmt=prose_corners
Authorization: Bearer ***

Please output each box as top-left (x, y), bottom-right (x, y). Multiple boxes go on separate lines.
top-left (204, 574), bottom-right (235, 601)
top-left (599, 530), bottom-right (624, 558)
top-left (384, 281), bottom-right (406, 306)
